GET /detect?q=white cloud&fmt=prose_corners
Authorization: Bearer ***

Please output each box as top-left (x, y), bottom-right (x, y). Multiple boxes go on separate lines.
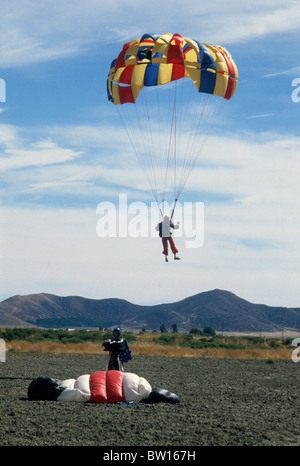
top-left (1, 1), bottom-right (299, 316)
top-left (1, 121), bottom-right (300, 307)
top-left (246, 114), bottom-right (274, 119)
top-left (0, 140), bottom-right (81, 170)
top-left (0, 122), bottom-right (152, 208)
top-left (0, 124), bottom-right (21, 148)
top-left (217, 2), bottom-right (300, 43)
top-left (1, 1), bottom-right (299, 67)
top-left (2, 121), bottom-right (300, 215)
top-left (1, 195), bottom-right (299, 308)
top-left (264, 66), bottom-right (300, 78)
top-left (0, 1), bottom-right (104, 67)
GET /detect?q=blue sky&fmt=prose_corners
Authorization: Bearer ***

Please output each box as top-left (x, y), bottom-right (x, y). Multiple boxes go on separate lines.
top-left (0, 0), bottom-right (300, 311)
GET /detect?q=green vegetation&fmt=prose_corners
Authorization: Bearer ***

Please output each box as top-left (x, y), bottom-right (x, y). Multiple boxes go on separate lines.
top-left (0, 327), bottom-right (294, 351)
top-left (157, 331), bottom-right (294, 350)
top-left (0, 328), bottom-right (136, 344)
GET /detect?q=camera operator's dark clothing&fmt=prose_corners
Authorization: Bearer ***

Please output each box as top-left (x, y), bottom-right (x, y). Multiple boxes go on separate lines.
top-left (102, 338), bottom-right (128, 371)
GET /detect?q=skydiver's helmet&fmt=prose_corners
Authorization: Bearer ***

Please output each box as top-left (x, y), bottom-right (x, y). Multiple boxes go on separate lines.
top-left (113, 328), bottom-right (121, 337)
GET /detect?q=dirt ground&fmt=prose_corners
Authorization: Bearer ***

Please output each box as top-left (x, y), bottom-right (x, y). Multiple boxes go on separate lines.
top-left (0, 352), bottom-right (299, 448)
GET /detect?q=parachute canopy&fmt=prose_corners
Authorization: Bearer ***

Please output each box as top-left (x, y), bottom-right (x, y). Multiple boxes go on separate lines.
top-left (107, 32), bottom-right (238, 104)
top-left (107, 33), bottom-right (238, 216)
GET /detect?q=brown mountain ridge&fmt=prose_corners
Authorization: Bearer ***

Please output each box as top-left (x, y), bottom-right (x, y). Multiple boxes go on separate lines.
top-left (0, 289), bottom-right (300, 333)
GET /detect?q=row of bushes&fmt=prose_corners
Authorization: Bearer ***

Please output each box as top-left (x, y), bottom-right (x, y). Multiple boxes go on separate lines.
top-left (157, 332), bottom-right (295, 350)
top-left (0, 326), bottom-right (215, 343)
top-left (0, 328), bottom-right (137, 344)
top-left (158, 333), bottom-right (246, 349)
top-left (0, 327), bottom-right (295, 350)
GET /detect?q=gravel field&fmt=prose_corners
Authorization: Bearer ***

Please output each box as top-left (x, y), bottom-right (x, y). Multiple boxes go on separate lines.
top-left (0, 352), bottom-right (299, 449)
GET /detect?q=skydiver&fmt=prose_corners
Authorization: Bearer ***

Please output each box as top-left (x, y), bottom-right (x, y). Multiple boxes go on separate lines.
top-left (156, 215), bottom-right (181, 262)
top-left (102, 328), bottom-right (131, 372)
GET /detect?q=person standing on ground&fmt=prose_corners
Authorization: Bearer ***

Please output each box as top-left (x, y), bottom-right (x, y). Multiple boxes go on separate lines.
top-left (102, 328), bottom-right (131, 371)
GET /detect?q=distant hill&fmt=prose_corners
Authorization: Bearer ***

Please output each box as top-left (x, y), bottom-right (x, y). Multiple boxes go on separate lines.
top-left (0, 289), bottom-right (300, 333)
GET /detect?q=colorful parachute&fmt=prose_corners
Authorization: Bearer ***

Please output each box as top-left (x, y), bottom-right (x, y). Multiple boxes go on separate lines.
top-left (107, 33), bottom-right (238, 215)
top-left (27, 370), bottom-right (180, 404)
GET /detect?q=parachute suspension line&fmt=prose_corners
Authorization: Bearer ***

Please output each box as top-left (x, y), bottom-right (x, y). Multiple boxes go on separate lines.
top-left (139, 91), bottom-right (158, 197)
top-left (156, 198), bottom-right (164, 219)
top-left (172, 92), bottom-right (209, 201)
top-left (173, 90), bottom-right (208, 200)
top-left (173, 84), bottom-right (177, 204)
top-left (154, 87), bottom-right (166, 201)
top-left (131, 88), bottom-right (168, 209)
top-left (172, 77), bottom-right (193, 202)
top-left (116, 93), bottom-right (168, 221)
top-left (141, 92), bottom-right (162, 206)
top-left (174, 94), bottom-right (224, 202)
top-left (116, 83), bottom-right (224, 223)
top-left (163, 84), bottom-right (177, 205)
top-left (108, 33), bottom-right (238, 227)
top-left (116, 104), bottom-right (161, 209)
top-left (174, 78), bottom-right (187, 200)
top-left (170, 198), bottom-right (178, 221)
top-left (153, 87), bottom-right (170, 208)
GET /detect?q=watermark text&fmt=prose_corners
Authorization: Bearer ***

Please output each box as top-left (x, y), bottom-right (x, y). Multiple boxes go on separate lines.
top-left (291, 337), bottom-right (300, 363)
top-left (0, 339), bottom-right (5, 362)
top-left (0, 78), bottom-right (6, 103)
top-left (96, 194), bottom-right (204, 248)
top-left (291, 78), bottom-right (300, 103)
